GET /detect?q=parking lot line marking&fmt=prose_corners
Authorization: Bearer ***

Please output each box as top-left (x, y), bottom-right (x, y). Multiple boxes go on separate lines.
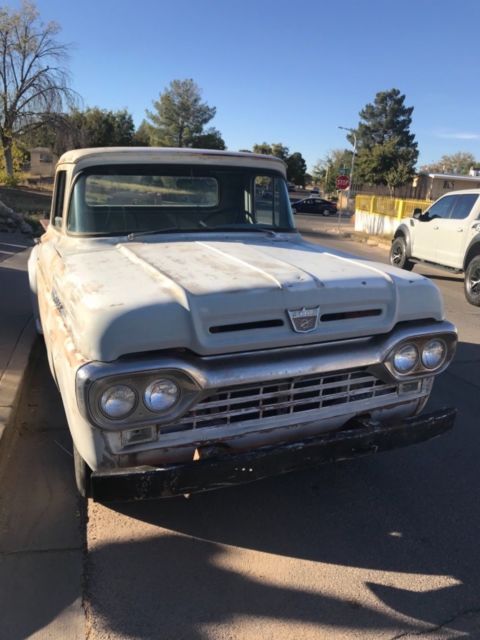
top-left (0, 242), bottom-right (29, 249)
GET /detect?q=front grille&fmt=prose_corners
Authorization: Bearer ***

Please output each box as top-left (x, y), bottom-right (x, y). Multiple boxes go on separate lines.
top-left (176, 369), bottom-right (399, 431)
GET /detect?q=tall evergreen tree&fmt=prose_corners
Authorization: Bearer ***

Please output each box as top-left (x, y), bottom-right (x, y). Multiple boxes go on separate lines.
top-left (286, 152), bottom-right (307, 186)
top-left (350, 89), bottom-right (418, 192)
top-left (145, 79), bottom-right (223, 148)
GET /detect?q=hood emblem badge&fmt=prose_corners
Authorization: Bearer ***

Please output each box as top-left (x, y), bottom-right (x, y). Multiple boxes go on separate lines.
top-left (287, 307), bottom-right (320, 333)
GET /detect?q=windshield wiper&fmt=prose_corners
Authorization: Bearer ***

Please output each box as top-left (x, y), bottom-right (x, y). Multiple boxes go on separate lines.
top-left (127, 227), bottom-right (193, 240)
top-left (127, 224), bottom-right (282, 240)
top-left (197, 223), bottom-right (278, 236)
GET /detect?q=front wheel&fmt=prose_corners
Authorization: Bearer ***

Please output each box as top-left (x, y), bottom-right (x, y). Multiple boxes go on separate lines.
top-left (464, 255), bottom-right (480, 306)
top-left (390, 237), bottom-right (414, 271)
top-left (322, 208), bottom-right (331, 216)
top-left (73, 444), bottom-right (91, 498)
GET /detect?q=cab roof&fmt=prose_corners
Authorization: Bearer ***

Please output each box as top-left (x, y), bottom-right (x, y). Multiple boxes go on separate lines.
top-left (57, 147), bottom-right (287, 177)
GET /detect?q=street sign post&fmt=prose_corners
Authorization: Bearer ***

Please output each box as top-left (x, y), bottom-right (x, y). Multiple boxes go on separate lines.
top-left (336, 175), bottom-right (350, 190)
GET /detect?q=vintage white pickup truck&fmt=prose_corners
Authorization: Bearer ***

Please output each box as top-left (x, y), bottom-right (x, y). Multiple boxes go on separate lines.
top-left (28, 148), bottom-right (457, 500)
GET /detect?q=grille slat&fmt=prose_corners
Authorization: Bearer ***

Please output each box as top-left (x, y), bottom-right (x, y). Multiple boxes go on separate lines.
top-left (176, 369), bottom-right (400, 431)
top-left (191, 374), bottom-right (382, 411)
top-left (178, 386), bottom-right (397, 426)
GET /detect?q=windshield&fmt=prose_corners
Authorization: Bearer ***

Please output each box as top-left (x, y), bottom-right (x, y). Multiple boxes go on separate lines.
top-left (67, 164), bottom-right (295, 235)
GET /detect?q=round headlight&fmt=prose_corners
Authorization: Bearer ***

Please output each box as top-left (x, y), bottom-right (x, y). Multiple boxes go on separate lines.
top-left (421, 339), bottom-right (446, 369)
top-left (144, 379), bottom-right (180, 412)
top-left (100, 384), bottom-right (136, 419)
top-left (392, 343), bottom-right (419, 374)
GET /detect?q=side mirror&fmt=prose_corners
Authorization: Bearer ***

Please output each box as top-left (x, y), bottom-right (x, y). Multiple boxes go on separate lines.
top-left (413, 208), bottom-right (423, 219)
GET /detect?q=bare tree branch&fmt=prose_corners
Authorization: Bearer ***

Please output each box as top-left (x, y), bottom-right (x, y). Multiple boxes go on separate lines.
top-left (0, 1), bottom-right (77, 177)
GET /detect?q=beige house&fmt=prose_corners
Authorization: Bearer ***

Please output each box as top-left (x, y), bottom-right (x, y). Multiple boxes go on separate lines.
top-left (29, 147), bottom-right (57, 178)
top-left (413, 172), bottom-right (480, 201)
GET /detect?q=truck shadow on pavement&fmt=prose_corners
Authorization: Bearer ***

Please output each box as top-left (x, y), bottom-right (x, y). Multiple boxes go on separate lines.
top-left (92, 341), bottom-right (480, 638)
top-left (4, 341), bottom-right (480, 639)
top-left (86, 533), bottom-right (422, 639)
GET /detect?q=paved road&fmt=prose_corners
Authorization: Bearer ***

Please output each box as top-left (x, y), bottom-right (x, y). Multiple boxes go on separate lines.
top-left (0, 231), bottom-right (32, 263)
top-left (2, 229), bottom-right (480, 639)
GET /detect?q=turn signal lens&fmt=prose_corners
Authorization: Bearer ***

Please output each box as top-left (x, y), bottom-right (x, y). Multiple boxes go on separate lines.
top-left (100, 384), bottom-right (136, 419)
top-left (122, 426), bottom-right (156, 446)
top-left (392, 343), bottom-right (419, 374)
top-left (144, 379), bottom-right (179, 412)
top-left (421, 339), bottom-right (446, 369)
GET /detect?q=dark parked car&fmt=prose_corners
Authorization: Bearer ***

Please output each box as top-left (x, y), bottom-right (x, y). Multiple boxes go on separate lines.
top-left (291, 197), bottom-right (338, 216)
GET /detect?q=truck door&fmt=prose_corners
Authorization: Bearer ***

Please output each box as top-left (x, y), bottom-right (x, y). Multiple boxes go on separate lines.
top-left (435, 194), bottom-right (479, 269)
top-left (411, 195), bottom-right (455, 263)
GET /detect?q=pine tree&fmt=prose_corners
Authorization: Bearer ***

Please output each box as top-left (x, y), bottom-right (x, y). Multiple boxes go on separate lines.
top-left (350, 89), bottom-right (418, 192)
top-left (145, 79), bottom-right (223, 148)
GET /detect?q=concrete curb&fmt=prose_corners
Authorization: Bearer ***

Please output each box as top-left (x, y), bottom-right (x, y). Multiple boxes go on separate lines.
top-left (340, 231), bottom-right (392, 251)
top-left (0, 317), bottom-right (37, 451)
top-left (308, 224), bottom-right (393, 251)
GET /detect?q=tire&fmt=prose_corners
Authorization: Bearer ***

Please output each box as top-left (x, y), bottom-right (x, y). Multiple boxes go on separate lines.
top-left (28, 251), bottom-right (43, 335)
top-left (73, 444), bottom-right (91, 498)
top-left (464, 255), bottom-right (480, 306)
top-left (292, 208), bottom-right (297, 215)
top-left (390, 237), bottom-right (414, 271)
top-left (322, 208), bottom-right (331, 216)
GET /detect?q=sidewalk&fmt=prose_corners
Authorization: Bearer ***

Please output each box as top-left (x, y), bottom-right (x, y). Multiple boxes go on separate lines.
top-left (0, 232), bottom-right (85, 640)
top-left (296, 214), bottom-right (393, 251)
top-left (0, 231), bottom-right (36, 451)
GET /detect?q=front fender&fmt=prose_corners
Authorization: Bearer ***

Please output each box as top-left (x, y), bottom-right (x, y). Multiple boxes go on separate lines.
top-left (463, 234), bottom-right (480, 271)
top-left (393, 222), bottom-right (413, 258)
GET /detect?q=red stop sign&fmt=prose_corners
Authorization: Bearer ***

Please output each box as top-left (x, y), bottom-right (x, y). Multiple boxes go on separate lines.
top-left (336, 175), bottom-right (350, 190)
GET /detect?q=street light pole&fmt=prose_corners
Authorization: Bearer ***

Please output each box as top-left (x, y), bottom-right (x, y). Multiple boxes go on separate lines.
top-left (338, 126), bottom-right (357, 212)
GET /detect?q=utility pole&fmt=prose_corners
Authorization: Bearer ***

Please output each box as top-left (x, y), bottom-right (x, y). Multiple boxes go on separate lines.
top-left (338, 126), bottom-right (357, 212)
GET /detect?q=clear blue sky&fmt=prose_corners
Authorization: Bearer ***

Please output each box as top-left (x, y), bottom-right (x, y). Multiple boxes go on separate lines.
top-left (26, 0), bottom-right (480, 171)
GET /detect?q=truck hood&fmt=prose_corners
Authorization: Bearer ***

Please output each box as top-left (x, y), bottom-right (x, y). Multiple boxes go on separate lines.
top-left (55, 234), bottom-right (444, 361)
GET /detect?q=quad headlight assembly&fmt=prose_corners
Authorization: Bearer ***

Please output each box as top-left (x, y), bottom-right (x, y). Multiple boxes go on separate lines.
top-left (81, 367), bottom-right (200, 431)
top-left (385, 333), bottom-right (454, 380)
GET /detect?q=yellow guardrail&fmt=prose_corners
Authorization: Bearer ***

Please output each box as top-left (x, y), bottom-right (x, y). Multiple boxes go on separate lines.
top-left (355, 195), bottom-right (431, 219)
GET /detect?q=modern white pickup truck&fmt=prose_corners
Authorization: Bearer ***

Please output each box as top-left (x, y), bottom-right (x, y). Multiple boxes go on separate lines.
top-left (28, 148), bottom-right (457, 500)
top-left (390, 189), bottom-right (480, 306)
